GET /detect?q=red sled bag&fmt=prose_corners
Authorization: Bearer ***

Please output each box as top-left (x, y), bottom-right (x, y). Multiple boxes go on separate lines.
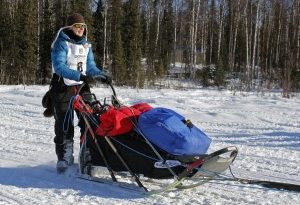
top-left (96, 103), bottom-right (152, 137)
top-left (132, 102), bottom-right (153, 113)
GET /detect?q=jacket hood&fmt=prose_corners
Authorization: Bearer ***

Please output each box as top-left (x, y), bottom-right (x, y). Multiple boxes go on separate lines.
top-left (51, 26), bottom-right (88, 48)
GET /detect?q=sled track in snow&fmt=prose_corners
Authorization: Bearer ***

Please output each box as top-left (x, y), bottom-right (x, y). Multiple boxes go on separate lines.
top-left (0, 187), bottom-right (46, 205)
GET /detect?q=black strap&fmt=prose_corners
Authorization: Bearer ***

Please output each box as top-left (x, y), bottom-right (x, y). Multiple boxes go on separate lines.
top-left (238, 178), bottom-right (300, 192)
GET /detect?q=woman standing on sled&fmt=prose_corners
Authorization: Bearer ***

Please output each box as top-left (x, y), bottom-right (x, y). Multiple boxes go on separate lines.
top-left (50, 13), bottom-right (111, 173)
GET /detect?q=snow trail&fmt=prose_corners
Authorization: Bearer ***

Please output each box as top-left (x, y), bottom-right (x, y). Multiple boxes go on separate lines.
top-left (0, 85), bottom-right (299, 204)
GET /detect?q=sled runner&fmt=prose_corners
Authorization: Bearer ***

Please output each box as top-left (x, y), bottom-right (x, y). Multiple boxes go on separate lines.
top-left (72, 83), bottom-right (238, 195)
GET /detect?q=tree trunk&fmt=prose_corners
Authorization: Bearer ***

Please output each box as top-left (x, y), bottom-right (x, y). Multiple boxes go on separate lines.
top-left (191, 0), bottom-right (201, 78)
top-left (103, 0), bottom-right (108, 67)
top-left (275, 4), bottom-right (282, 67)
top-left (296, 1), bottom-right (300, 72)
top-left (189, 0), bottom-right (195, 72)
top-left (251, 0), bottom-right (261, 83)
top-left (201, 3), bottom-right (206, 65)
top-left (245, 0), bottom-right (251, 89)
top-left (155, 0), bottom-right (162, 50)
top-left (173, 0), bottom-right (178, 66)
top-left (232, 0), bottom-right (240, 72)
top-left (217, 0), bottom-right (224, 63)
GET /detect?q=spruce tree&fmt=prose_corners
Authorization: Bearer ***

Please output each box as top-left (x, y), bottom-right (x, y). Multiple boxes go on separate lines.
top-left (0, 1), bottom-right (11, 84)
top-left (39, 0), bottom-right (54, 84)
top-left (146, 1), bottom-right (159, 84)
top-left (53, 0), bottom-right (68, 30)
top-left (140, 7), bottom-right (147, 58)
top-left (93, 1), bottom-right (105, 66)
top-left (15, 0), bottom-right (38, 84)
top-left (159, 0), bottom-right (174, 77)
top-left (123, 0), bottom-right (144, 87)
top-left (110, 0), bottom-right (126, 86)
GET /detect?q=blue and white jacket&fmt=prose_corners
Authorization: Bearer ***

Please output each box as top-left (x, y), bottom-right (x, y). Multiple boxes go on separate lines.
top-left (51, 27), bottom-right (104, 86)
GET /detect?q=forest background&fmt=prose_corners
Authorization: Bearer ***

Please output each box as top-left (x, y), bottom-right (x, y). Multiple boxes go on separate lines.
top-left (0, 0), bottom-right (299, 97)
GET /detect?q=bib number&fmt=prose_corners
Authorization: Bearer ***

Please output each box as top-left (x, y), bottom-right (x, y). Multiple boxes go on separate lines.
top-left (77, 62), bottom-right (83, 72)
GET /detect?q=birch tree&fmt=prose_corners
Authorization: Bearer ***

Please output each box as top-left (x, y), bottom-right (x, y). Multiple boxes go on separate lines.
top-left (217, 0), bottom-right (225, 63)
top-left (251, 0), bottom-right (262, 87)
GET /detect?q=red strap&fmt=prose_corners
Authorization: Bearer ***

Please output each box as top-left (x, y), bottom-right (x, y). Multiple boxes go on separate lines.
top-left (74, 85), bottom-right (78, 94)
top-left (80, 134), bottom-right (85, 144)
top-left (186, 159), bottom-right (204, 172)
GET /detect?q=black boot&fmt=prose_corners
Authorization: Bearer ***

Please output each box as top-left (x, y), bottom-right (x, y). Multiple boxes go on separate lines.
top-left (63, 139), bottom-right (74, 166)
top-left (55, 143), bottom-right (68, 173)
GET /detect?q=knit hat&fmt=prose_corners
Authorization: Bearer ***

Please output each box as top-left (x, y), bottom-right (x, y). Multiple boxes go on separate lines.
top-left (67, 13), bottom-right (85, 26)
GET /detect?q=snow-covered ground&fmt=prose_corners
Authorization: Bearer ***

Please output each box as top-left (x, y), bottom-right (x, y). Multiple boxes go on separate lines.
top-left (0, 85), bottom-right (299, 205)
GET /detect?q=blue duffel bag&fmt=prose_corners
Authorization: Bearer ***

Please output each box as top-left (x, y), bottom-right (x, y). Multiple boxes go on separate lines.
top-left (137, 108), bottom-right (211, 156)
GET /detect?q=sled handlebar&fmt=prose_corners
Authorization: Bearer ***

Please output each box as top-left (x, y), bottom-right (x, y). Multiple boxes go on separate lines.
top-left (77, 79), bottom-right (116, 96)
top-left (108, 83), bottom-right (117, 98)
top-left (77, 81), bottom-right (121, 108)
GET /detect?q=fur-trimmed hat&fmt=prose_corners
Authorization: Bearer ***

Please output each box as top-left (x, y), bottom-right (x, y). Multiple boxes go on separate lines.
top-left (67, 13), bottom-right (85, 26)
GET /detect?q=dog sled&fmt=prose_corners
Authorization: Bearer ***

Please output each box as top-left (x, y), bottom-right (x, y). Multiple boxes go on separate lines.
top-left (73, 83), bottom-right (238, 195)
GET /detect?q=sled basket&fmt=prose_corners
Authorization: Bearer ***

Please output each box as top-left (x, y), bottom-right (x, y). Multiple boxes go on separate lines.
top-left (73, 83), bottom-right (238, 194)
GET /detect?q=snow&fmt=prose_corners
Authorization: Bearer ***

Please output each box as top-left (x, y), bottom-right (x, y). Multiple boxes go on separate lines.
top-left (0, 85), bottom-right (299, 205)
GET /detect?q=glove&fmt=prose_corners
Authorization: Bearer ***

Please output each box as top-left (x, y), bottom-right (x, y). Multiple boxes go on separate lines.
top-left (80, 74), bottom-right (94, 84)
top-left (94, 74), bottom-right (112, 85)
top-left (101, 75), bottom-right (112, 84)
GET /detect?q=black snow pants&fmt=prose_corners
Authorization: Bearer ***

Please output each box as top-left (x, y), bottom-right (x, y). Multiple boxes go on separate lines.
top-left (50, 74), bottom-right (91, 160)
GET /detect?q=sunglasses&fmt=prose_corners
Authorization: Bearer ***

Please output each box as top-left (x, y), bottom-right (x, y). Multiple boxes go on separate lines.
top-left (72, 23), bottom-right (86, 29)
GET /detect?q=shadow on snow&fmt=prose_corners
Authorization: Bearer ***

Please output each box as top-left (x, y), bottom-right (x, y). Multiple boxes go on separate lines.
top-left (0, 164), bottom-right (143, 199)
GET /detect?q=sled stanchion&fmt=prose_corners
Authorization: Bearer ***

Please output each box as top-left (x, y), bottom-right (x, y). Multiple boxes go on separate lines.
top-left (78, 128), bottom-right (89, 174)
top-left (93, 137), bottom-right (118, 182)
top-left (135, 129), bottom-right (179, 178)
top-left (80, 107), bottom-right (118, 182)
top-left (108, 83), bottom-right (184, 180)
top-left (104, 136), bottom-right (148, 192)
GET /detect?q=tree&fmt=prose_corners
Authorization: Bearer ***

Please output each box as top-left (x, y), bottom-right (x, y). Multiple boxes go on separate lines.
top-left (39, 0), bottom-right (54, 84)
top-left (190, 0), bottom-right (196, 71)
top-left (93, 0), bottom-right (105, 66)
top-left (123, 0), bottom-right (144, 87)
top-left (110, 0), bottom-right (126, 85)
top-left (15, 0), bottom-right (39, 84)
top-left (53, 0), bottom-right (69, 30)
top-left (159, 0), bottom-right (174, 76)
top-left (146, 0), bottom-right (161, 84)
top-left (251, 0), bottom-right (261, 87)
top-left (0, 0), bottom-right (299, 92)
top-left (0, 1), bottom-right (11, 84)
